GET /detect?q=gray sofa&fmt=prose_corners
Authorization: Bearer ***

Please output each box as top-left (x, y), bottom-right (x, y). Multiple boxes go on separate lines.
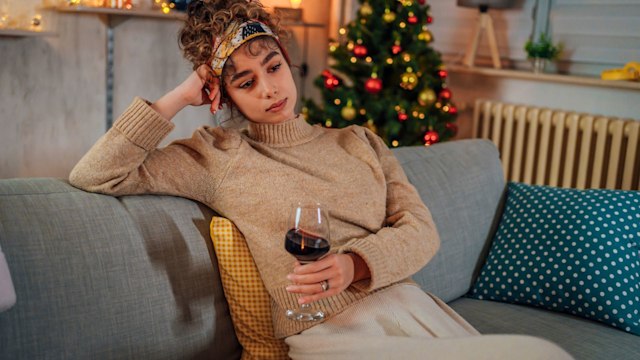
top-left (0, 139), bottom-right (638, 359)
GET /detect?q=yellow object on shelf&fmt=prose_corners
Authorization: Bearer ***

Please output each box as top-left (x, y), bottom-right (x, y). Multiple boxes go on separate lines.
top-left (601, 62), bottom-right (640, 81)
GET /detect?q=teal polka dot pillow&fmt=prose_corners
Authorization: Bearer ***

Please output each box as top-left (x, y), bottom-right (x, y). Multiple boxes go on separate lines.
top-left (469, 182), bottom-right (639, 335)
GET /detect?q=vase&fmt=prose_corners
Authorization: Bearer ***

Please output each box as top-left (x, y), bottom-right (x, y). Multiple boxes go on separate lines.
top-left (532, 58), bottom-right (548, 74)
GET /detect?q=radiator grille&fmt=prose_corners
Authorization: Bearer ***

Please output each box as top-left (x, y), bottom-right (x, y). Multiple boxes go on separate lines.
top-left (472, 99), bottom-right (640, 190)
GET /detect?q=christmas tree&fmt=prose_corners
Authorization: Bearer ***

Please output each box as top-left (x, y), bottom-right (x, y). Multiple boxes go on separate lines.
top-left (302, 0), bottom-right (457, 147)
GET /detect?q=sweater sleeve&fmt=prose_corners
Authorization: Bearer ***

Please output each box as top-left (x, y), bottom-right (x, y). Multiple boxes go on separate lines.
top-left (69, 97), bottom-right (240, 202)
top-left (338, 127), bottom-right (440, 292)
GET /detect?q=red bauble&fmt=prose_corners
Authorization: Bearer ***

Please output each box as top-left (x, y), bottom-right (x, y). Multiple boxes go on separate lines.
top-left (419, 0), bottom-right (426, 5)
top-left (446, 122), bottom-right (458, 136)
top-left (448, 105), bottom-right (458, 115)
top-left (426, 15), bottom-right (433, 24)
top-left (391, 44), bottom-right (402, 55)
top-left (408, 15), bottom-right (418, 24)
top-left (439, 88), bottom-right (452, 100)
top-left (321, 70), bottom-right (340, 90)
top-left (353, 44), bottom-right (368, 58)
top-left (438, 69), bottom-right (448, 78)
top-left (365, 77), bottom-right (383, 94)
top-left (398, 111), bottom-right (409, 122)
top-left (423, 130), bottom-right (439, 145)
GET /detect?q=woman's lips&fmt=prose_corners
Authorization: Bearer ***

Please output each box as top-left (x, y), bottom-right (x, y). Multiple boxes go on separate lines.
top-left (266, 98), bottom-right (287, 112)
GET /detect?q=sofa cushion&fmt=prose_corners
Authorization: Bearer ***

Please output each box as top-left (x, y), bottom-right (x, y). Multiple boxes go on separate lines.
top-left (0, 178), bottom-right (241, 359)
top-left (469, 182), bottom-right (640, 335)
top-left (392, 139), bottom-right (505, 302)
top-left (210, 217), bottom-right (289, 359)
top-left (449, 298), bottom-right (640, 360)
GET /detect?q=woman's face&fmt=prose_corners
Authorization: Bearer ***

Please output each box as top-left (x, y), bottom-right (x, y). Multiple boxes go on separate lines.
top-left (223, 40), bottom-right (297, 124)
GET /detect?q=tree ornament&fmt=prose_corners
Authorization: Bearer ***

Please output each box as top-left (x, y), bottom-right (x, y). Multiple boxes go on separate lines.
top-left (418, 88), bottom-right (436, 106)
top-left (353, 44), bottom-right (368, 58)
top-left (407, 12), bottom-right (418, 25)
top-left (446, 122), bottom-right (458, 136)
top-left (359, 2), bottom-right (373, 17)
top-left (398, 0), bottom-right (413, 6)
top-left (383, 8), bottom-right (396, 23)
top-left (391, 43), bottom-right (403, 55)
top-left (438, 69), bottom-right (448, 78)
top-left (439, 88), bottom-right (452, 100)
top-left (365, 74), bottom-right (383, 94)
top-left (400, 68), bottom-right (419, 90)
top-left (397, 110), bottom-right (409, 122)
top-left (418, 0), bottom-right (426, 4)
top-left (321, 69), bottom-right (340, 90)
top-left (423, 130), bottom-right (439, 145)
top-left (426, 15), bottom-right (433, 24)
top-left (418, 29), bottom-right (433, 43)
top-left (448, 105), bottom-right (458, 115)
top-left (341, 100), bottom-right (357, 121)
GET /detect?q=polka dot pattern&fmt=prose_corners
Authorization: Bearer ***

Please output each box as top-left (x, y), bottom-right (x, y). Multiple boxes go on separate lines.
top-left (469, 182), bottom-right (640, 335)
top-left (210, 217), bottom-right (289, 359)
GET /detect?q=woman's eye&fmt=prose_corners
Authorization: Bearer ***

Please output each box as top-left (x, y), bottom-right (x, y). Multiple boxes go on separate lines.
top-left (270, 63), bottom-right (282, 72)
top-left (239, 80), bottom-right (253, 89)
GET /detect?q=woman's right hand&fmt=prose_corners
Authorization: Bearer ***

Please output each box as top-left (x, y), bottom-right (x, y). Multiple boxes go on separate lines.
top-left (177, 65), bottom-right (221, 108)
top-left (151, 64), bottom-right (221, 121)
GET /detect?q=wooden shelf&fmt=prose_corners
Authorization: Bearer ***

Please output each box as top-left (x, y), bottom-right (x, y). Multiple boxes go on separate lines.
top-left (55, 6), bottom-right (185, 20)
top-left (0, 28), bottom-right (56, 37)
top-left (447, 64), bottom-right (640, 91)
top-left (281, 21), bottom-right (325, 28)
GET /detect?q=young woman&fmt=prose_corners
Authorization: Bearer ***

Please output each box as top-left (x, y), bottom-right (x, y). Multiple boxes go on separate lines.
top-left (70, 1), bottom-right (572, 358)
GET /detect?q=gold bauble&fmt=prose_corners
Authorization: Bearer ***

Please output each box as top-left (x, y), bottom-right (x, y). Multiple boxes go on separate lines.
top-left (418, 88), bottom-right (437, 106)
top-left (359, 2), bottom-right (373, 17)
top-left (400, 71), bottom-right (419, 90)
top-left (383, 9), bottom-right (396, 23)
top-left (341, 104), bottom-right (357, 121)
top-left (418, 29), bottom-right (433, 43)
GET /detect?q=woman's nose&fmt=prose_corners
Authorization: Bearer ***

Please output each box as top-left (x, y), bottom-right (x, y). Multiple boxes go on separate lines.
top-left (261, 80), bottom-right (278, 98)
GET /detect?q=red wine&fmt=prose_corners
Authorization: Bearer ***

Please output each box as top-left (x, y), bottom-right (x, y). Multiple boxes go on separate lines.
top-left (284, 229), bottom-right (330, 262)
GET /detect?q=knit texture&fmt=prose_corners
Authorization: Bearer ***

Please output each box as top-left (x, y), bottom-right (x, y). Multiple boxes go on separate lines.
top-left (69, 98), bottom-right (440, 338)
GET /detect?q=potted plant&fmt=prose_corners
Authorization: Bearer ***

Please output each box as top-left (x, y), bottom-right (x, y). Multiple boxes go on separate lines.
top-left (524, 33), bottom-right (562, 73)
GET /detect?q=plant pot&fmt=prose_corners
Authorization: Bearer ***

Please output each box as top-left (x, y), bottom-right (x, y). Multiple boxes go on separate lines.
top-left (531, 58), bottom-right (548, 74)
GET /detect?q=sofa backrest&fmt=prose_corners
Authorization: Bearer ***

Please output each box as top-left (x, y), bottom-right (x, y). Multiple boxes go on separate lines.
top-left (0, 139), bottom-right (504, 359)
top-left (392, 139), bottom-right (505, 302)
top-left (0, 179), bottom-right (241, 359)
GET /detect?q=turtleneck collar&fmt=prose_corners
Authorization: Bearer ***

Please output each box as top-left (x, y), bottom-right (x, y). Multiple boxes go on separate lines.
top-left (246, 114), bottom-right (319, 147)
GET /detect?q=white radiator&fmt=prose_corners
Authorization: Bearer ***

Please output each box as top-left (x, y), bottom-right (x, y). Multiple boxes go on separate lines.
top-left (472, 99), bottom-right (640, 190)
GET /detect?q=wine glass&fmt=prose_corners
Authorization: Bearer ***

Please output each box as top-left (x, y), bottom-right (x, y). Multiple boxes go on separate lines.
top-left (284, 202), bottom-right (330, 321)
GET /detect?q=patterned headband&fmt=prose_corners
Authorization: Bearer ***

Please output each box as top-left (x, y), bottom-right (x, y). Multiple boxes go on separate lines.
top-left (211, 21), bottom-right (288, 77)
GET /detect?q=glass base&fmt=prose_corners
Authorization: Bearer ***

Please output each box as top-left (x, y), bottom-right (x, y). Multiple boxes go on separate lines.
top-left (286, 304), bottom-right (325, 322)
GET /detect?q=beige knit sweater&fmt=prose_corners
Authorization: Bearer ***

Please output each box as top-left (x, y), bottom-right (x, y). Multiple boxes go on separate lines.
top-left (69, 97), bottom-right (441, 338)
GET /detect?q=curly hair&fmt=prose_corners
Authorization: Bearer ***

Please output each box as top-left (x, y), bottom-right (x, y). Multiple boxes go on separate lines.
top-left (179, 0), bottom-right (287, 71)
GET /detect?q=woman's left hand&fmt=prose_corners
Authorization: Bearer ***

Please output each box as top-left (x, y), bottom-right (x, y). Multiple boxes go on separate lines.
top-left (286, 254), bottom-right (356, 305)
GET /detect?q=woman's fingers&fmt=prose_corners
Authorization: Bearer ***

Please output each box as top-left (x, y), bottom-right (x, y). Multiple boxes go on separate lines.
top-left (286, 254), bottom-right (356, 304)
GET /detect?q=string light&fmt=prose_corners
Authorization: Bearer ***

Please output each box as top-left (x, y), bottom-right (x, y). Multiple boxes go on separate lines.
top-left (334, 98), bottom-right (341, 105)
